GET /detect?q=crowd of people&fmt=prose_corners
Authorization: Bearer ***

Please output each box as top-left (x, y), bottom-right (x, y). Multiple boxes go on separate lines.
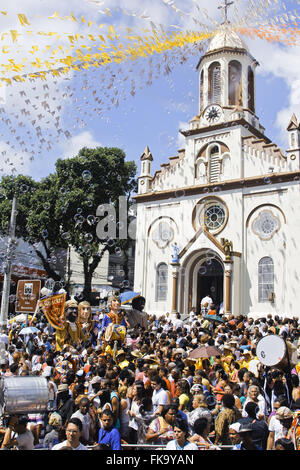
top-left (0, 293), bottom-right (300, 451)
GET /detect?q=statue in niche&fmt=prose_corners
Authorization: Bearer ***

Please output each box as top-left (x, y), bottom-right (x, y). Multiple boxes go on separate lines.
top-left (171, 242), bottom-right (179, 263)
top-left (221, 238), bottom-right (233, 261)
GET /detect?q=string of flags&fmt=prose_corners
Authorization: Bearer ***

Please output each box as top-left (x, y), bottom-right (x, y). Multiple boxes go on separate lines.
top-left (0, 1), bottom-right (298, 175)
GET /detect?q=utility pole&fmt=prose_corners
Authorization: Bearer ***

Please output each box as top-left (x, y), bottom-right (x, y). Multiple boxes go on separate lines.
top-left (0, 196), bottom-right (17, 333)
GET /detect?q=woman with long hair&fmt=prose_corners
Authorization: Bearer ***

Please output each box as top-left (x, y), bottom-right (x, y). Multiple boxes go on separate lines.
top-left (127, 380), bottom-right (146, 444)
top-left (176, 379), bottom-right (192, 412)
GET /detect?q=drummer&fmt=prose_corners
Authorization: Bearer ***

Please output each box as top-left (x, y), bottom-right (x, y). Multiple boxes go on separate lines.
top-left (100, 295), bottom-right (127, 337)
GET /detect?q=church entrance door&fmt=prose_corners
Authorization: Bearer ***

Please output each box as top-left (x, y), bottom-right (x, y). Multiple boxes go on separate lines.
top-left (197, 258), bottom-right (223, 314)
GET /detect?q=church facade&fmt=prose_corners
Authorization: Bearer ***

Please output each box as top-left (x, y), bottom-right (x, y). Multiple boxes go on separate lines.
top-left (133, 25), bottom-right (300, 319)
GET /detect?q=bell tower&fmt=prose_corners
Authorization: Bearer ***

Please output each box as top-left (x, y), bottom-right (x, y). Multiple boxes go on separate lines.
top-left (195, 1), bottom-right (261, 132)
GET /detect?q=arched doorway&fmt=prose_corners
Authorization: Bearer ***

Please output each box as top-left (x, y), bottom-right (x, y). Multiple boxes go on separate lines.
top-left (182, 249), bottom-right (224, 315)
top-left (197, 258), bottom-right (223, 313)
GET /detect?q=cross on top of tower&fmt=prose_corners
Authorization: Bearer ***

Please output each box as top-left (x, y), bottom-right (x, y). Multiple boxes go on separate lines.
top-left (218, 0), bottom-right (234, 24)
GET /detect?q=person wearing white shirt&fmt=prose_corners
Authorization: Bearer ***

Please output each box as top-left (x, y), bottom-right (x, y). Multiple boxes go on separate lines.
top-left (242, 385), bottom-right (267, 420)
top-left (52, 418), bottom-right (88, 450)
top-left (151, 376), bottom-right (169, 415)
top-left (200, 295), bottom-right (212, 315)
top-left (173, 313), bottom-right (183, 330)
top-left (71, 397), bottom-right (92, 445)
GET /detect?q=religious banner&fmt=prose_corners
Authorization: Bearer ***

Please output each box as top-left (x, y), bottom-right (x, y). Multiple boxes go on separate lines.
top-left (15, 279), bottom-right (41, 313)
top-left (39, 292), bottom-right (66, 330)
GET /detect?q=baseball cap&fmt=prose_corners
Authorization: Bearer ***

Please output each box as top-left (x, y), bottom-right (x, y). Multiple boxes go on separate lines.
top-left (229, 422), bottom-right (241, 433)
top-left (238, 423), bottom-right (253, 433)
top-left (57, 383), bottom-right (69, 393)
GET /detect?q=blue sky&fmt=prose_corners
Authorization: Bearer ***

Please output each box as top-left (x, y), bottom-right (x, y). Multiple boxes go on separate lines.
top-left (0, 0), bottom-right (299, 181)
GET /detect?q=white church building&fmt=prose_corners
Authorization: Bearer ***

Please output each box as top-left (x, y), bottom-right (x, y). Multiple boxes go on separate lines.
top-left (133, 23), bottom-right (300, 319)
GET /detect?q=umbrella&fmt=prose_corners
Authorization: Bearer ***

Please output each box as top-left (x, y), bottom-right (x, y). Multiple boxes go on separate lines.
top-left (203, 314), bottom-right (225, 323)
top-left (19, 326), bottom-right (39, 335)
top-left (188, 345), bottom-right (222, 359)
top-left (119, 291), bottom-right (141, 305)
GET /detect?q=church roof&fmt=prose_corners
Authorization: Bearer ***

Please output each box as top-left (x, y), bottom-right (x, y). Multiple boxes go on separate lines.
top-left (196, 25), bottom-right (258, 69)
top-left (140, 145), bottom-right (153, 161)
top-left (206, 25), bottom-right (248, 54)
top-left (287, 113), bottom-right (299, 131)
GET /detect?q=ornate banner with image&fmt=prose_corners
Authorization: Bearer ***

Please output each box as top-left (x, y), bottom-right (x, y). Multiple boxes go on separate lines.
top-left (39, 292), bottom-right (66, 330)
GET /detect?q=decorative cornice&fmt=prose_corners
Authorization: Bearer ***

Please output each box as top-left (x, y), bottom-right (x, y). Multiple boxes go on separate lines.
top-left (133, 170), bottom-right (300, 203)
top-left (196, 47), bottom-right (259, 69)
top-left (180, 118), bottom-right (270, 143)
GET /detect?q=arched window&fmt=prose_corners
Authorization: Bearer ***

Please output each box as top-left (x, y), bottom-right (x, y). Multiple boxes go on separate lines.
top-left (247, 66), bottom-right (255, 112)
top-left (209, 145), bottom-right (220, 182)
top-left (156, 263), bottom-right (168, 301)
top-left (228, 60), bottom-right (242, 106)
top-left (291, 132), bottom-right (295, 148)
top-left (258, 257), bottom-right (274, 302)
top-left (208, 62), bottom-right (221, 105)
top-left (200, 70), bottom-right (204, 111)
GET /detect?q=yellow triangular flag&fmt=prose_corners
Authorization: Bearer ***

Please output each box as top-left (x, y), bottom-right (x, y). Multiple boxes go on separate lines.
top-left (49, 11), bottom-right (59, 19)
top-left (18, 13), bottom-right (30, 26)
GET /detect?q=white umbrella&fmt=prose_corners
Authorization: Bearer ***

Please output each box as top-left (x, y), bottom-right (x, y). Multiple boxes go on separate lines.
top-left (19, 326), bottom-right (39, 335)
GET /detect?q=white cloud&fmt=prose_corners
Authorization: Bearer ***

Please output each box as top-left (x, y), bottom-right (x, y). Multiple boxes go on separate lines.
top-left (247, 37), bottom-right (300, 146)
top-left (60, 130), bottom-right (102, 159)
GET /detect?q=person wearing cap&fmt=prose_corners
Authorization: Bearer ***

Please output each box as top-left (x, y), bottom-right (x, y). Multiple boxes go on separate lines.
top-left (267, 406), bottom-right (294, 450)
top-left (88, 376), bottom-right (103, 409)
top-left (1, 415), bottom-right (34, 450)
top-left (43, 412), bottom-right (63, 449)
top-left (228, 422), bottom-right (242, 447)
top-left (232, 422), bottom-right (262, 450)
top-left (116, 350), bottom-right (129, 370)
top-left (56, 383), bottom-right (75, 425)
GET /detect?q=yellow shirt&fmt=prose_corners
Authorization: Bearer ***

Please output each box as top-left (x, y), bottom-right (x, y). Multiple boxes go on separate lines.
top-left (238, 358), bottom-right (252, 370)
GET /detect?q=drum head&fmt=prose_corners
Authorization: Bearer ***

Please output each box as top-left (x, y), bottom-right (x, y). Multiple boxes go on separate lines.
top-left (256, 335), bottom-right (286, 366)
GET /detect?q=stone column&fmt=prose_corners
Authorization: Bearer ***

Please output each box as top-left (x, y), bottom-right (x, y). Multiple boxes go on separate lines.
top-left (171, 262), bottom-right (180, 314)
top-left (224, 261), bottom-right (233, 315)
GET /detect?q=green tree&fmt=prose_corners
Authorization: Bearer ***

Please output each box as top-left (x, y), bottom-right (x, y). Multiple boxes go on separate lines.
top-left (0, 147), bottom-right (137, 301)
top-left (0, 174), bottom-right (63, 282)
top-left (53, 146), bottom-right (137, 300)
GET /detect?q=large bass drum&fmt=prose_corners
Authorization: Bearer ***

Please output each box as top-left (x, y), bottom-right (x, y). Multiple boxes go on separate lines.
top-left (104, 323), bottom-right (126, 343)
top-left (256, 334), bottom-right (297, 370)
top-left (0, 376), bottom-right (49, 416)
